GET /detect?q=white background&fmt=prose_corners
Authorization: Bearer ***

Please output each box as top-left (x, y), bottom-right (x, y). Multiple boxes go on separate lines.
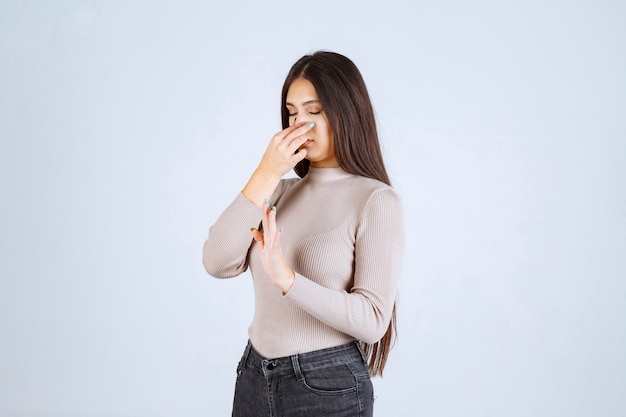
top-left (1, 1), bottom-right (625, 416)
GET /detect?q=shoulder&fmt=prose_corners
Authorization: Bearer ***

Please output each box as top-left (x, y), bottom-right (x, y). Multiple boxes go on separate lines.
top-left (349, 176), bottom-right (402, 207)
top-left (271, 177), bottom-right (301, 201)
top-left (352, 178), bottom-right (404, 240)
top-left (280, 177), bottom-right (301, 190)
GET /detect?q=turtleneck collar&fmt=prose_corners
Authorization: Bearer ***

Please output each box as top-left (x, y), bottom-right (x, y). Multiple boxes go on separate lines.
top-left (304, 166), bottom-right (354, 182)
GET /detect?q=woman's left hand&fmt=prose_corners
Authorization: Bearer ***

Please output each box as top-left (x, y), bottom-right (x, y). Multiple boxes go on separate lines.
top-left (250, 201), bottom-right (295, 294)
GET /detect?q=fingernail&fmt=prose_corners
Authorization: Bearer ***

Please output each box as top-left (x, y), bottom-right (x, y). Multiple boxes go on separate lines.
top-left (308, 121), bottom-right (315, 128)
top-left (271, 205), bottom-right (276, 212)
top-left (264, 198), bottom-right (271, 208)
top-left (250, 227), bottom-right (257, 232)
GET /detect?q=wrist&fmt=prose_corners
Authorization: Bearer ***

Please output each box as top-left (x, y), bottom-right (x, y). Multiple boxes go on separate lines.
top-left (253, 166), bottom-right (282, 184)
top-left (242, 168), bottom-right (282, 207)
top-left (276, 269), bottom-right (295, 295)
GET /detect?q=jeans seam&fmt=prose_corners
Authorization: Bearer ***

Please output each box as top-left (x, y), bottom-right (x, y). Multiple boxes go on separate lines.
top-left (264, 371), bottom-right (275, 417)
top-left (346, 360), bottom-right (373, 415)
top-left (355, 340), bottom-right (368, 365)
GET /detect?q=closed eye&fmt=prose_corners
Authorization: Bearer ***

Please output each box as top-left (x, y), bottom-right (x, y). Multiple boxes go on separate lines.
top-left (288, 110), bottom-right (321, 118)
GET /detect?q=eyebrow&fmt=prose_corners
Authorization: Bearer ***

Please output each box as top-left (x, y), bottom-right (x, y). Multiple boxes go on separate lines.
top-left (285, 100), bottom-right (321, 107)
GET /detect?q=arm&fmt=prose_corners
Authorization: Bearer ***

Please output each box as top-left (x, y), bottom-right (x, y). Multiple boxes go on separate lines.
top-left (203, 121), bottom-right (314, 278)
top-left (202, 192), bottom-right (262, 278)
top-left (285, 188), bottom-right (404, 343)
top-left (242, 121), bottom-right (314, 206)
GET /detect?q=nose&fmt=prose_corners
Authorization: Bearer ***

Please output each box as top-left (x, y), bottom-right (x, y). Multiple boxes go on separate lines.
top-left (294, 116), bottom-right (313, 125)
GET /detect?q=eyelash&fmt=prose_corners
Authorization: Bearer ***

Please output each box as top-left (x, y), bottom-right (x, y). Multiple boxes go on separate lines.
top-left (289, 111), bottom-right (321, 117)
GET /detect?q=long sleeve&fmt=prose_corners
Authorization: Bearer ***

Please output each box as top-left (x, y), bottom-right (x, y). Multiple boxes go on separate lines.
top-left (202, 192), bottom-right (262, 278)
top-left (284, 188), bottom-right (404, 343)
top-left (208, 167), bottom-right (405, 359)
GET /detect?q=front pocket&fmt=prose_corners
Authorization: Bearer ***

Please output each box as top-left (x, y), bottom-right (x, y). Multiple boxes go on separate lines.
top-left (299, 362), bottom-right (358, 395)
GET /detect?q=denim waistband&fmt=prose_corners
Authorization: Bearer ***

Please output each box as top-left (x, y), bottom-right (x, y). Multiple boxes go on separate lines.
top-left (242, 340), bottom-right (368, 377)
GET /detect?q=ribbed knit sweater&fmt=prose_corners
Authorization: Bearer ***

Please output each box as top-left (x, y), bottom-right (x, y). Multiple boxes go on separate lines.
top-left (203, 167), bottom-right (404, 359)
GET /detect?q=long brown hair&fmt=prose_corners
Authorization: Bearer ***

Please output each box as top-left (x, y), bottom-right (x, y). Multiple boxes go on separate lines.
top-left (281, 51), bottom-right (397, 376)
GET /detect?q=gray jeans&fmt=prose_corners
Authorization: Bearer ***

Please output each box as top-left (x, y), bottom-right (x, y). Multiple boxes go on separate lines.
top-left (232, 340), bottom-right (374, 417)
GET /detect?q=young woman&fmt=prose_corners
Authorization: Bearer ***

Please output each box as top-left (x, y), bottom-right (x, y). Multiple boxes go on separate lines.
top-left (203, 51), bottom-right (404, 417)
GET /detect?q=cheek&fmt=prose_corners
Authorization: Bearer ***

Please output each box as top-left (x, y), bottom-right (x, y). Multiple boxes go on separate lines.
top-left (325, 125), bottom-right (334, 144)
top-left (321, 117), bottom-right (333, 139)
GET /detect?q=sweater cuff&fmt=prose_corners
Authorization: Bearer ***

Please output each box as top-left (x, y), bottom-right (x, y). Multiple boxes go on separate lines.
top-left (211, 191), bottom-right (263, 236)
top-left (283, 272), bottom-right (315, 300)
top-left (232, 192), bottom-right (263, 223)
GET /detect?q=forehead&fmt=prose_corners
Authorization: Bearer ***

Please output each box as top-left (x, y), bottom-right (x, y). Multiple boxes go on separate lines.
top-left (286, 78), bottom-right (319, 103)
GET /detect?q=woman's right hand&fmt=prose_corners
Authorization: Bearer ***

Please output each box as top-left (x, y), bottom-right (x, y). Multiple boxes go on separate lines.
top-left (257, 121), bottom-right (315, 178)
top-left (242, 121), bottom-right (315, 206)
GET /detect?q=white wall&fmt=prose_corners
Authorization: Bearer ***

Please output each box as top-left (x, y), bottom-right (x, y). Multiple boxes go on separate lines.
top-left (1, 1), bottom-right (624, 416)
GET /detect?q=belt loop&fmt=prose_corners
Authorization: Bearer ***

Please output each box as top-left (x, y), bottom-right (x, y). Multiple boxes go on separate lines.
top-left (290, 354), bottom-right (305, 382)
top-left (243, 340), bottom-right (253, 365)
top-left (354, 340), bottom-right (368, 365)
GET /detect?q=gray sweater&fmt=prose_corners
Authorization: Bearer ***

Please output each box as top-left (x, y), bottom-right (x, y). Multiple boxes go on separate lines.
top-left (203, 166), bottom-right (404, 359)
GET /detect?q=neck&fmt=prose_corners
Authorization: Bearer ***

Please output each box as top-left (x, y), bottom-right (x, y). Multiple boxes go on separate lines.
top-left (305, 166), bottom-right (354, 182)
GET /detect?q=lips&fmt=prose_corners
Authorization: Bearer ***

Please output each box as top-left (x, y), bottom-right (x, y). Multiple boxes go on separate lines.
top-left (298, 139), bottom-right (313, 152)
